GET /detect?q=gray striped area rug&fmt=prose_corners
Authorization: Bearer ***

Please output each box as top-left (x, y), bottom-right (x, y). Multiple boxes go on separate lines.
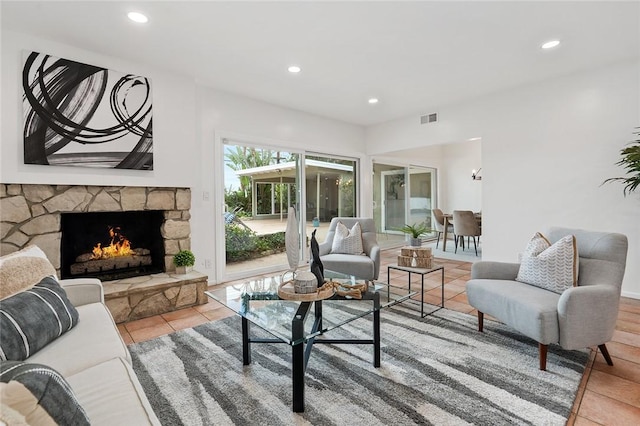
top-left (130, 306), bottom-right (588, 425)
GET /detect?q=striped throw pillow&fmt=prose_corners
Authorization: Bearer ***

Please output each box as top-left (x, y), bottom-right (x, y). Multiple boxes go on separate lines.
top-left (331, 222), bottom-right (364, 255)
top-left (0, 276), bottom-right (79, 361)
top-left (516, 232), bottom-right (579, 294)
top-left (0, 361), bottom-right (90, 425)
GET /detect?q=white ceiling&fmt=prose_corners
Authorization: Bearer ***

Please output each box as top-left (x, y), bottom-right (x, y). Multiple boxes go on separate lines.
top-left (2, 1), bottom-right (639, 126)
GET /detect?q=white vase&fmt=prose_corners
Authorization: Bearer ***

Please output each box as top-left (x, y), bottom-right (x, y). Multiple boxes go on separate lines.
top-left (285, 207), bottom-right (300, 271)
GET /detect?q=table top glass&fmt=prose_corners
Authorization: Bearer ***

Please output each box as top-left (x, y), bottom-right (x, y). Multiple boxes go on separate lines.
top-left (205, 270), bottom-right (416, 345)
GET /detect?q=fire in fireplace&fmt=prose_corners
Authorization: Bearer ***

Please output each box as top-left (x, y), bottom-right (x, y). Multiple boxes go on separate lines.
top-left (60, 211), bottom-right (165, 280)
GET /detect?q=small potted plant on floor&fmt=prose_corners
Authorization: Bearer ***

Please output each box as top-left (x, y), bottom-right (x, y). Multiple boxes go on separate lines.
top-left (173, 249), bottom-right (195, 274)
top-left (399, 223), bottom-right (431, 247)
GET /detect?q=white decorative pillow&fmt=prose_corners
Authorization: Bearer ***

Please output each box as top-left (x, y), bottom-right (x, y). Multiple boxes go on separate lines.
top-left (330, 222), bottom-right (364, 255)
top-left (516, 232), bottom-right (579, 294)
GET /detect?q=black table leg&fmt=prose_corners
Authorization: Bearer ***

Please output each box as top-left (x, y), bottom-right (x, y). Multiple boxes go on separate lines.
top-left (441, 267), bottom-right (445, 308)
top-left (421, 273), bottom-right (425, 317)
top-left (242, 316), bottom-right (251, 365)
top-left (373, 292), bottom-right (381, 367)
top-left (292, 302), bottom-right (310, 413)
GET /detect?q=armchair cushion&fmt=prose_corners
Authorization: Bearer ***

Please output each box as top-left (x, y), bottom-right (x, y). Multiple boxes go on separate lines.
top-left (331, 221), bottom-right (364, 255)
top-left (0, 276), bottom-right (79, 361)
top-left (516, 232), bottom-right (578, 294)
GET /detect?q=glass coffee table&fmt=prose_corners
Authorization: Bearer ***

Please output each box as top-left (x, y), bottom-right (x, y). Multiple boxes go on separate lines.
top-left (205, 270), bottom-right (416, 413)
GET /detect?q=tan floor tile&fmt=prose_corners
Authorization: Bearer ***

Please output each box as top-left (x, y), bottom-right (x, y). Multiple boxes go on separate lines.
top-left (118, 326), bottom-right (134, 345)
top-left (619, 303), bottom-right (640, 315)
top-left (578, 390), bottom-right (640, 425)
top-left (129, 323), bottom-right (174, 343)
top-left (161, 307), bottom-right (200, 322)
top-left (168, 314), bottom-right (209, 331)
top-left (202, 308), bottom-right (236, 321)
top-left (593, 356), bottom-right (640, 385)
top-left (193, 299), bottom-right (226, 313)
top-left (451, 293), bottom-right (469, 304)
top-left (616, 319), bottom-right (640, 334)
top-left (574, 415), bottom-right (603, 426)
top-left (586, 369), bottom-right (640, 408)
top-left (618, 310), bottom-right (640, 325)
top-left (606, 341), bottom-right (640, 365)
top-left (427, 285), bottom-right (461, 299)
top-left (612, 329), bottom-right (640, 348)
top-left (125, 315), bottom-right (169, 332)
top-left (445, 299), bottom-right (475, 314)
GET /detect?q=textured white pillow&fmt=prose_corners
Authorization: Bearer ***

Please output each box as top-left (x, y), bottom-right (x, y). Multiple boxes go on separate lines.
top-left (331, 222), bottom-right (364, 255)
top-left (516, 232), bottom-right (578, 294)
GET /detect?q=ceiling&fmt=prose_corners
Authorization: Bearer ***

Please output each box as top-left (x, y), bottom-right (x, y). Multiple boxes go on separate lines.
top-left (2, 1), bottom-right (639, 126)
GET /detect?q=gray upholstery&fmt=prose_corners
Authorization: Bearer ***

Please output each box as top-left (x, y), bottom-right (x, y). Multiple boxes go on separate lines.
top-left (466, 227), bottom-right (628, 366)
top-left (319, 217), bottom-right (380, 280)
top-left (453, 210), bottom-right (481, 255)
top-left (432, 208), bottom-right (453, 249)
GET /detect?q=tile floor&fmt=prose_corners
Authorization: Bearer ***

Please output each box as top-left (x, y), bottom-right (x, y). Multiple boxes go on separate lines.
top-left (118, 248), bottom-right (640, 425)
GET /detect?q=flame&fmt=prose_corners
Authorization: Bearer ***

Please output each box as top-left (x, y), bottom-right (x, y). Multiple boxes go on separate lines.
top-left (90, 226), bottom-right (134, 259)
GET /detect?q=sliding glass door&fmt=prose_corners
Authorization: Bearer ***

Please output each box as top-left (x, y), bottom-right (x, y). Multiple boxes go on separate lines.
top-left (373, 162), bottom-right (437, 248)
top-left (221, 143), bottom-right (358, 279)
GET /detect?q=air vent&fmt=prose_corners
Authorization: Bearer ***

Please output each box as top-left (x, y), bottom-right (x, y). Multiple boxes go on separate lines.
top-left (420, 112), bottom-right (438, 124)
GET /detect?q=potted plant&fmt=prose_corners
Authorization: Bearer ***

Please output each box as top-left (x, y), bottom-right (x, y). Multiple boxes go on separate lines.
top-left (603, 130), bottom-right (640, 196)
top-left (399, 223), bottom-right (431, 247)
top-left (173, 249), bottom-right (195, 274)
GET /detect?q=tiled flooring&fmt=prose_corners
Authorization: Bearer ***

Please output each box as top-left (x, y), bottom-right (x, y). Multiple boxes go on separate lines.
top-left (118, 248), bottom-right (640, 425)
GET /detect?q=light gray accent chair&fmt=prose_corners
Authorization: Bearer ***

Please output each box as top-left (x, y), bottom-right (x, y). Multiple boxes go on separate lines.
top-left (453, 210), bottom-right (482, 256)
top-left (319, 217), bottom-right (381, 281)
top-left (432, 208), bottom-right (453, 250)
top-left (466, 227), bottom-right (628, 370)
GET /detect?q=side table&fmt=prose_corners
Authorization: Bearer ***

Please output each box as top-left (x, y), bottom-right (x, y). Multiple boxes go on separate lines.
top-left (387, 264), bottom-right (445, 317)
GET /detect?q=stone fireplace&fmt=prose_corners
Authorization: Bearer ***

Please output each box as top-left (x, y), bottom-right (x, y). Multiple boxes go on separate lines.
top-left (1, 184), bottom-right (208, 323)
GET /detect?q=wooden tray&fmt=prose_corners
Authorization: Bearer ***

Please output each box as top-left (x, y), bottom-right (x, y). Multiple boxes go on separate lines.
top-left (277, 280), bottom-right (336, 301)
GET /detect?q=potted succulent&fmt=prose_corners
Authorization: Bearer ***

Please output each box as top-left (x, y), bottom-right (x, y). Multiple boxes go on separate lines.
top-left (603, 130), bottom-right (640, 196)
top-left (173, 249), bottom-right (195, 274)
top-left (399, 223), bottom-right (431, 247)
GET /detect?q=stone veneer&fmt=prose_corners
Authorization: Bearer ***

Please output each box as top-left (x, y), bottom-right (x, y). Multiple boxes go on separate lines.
top-left (0, 184), bottom-right (191, 273)
top-left (1, 184), bottom-right (208, 322)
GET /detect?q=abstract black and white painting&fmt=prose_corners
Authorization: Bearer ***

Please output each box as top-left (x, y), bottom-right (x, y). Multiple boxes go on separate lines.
top-left (23, 51), bottom-right (153, 170)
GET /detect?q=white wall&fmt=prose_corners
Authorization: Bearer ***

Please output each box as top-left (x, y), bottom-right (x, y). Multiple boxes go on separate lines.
top-left (1, 30), bottom-right (198, 188)
top-left (1, 30), bottom-right (366, 284)
top-left (193, 87), bottom-right (366, 282)
top-left (367, 60), bottom-right (640, 298)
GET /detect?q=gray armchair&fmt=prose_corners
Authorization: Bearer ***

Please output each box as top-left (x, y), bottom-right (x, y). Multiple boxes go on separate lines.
top-left (466, 227), bottom-right (628, 370)
top-left (319, 217), bottom-right (381, 281)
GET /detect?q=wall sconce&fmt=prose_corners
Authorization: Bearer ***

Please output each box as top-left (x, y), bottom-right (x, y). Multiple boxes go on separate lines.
top-left (472, 168), bottom-right (482, 181)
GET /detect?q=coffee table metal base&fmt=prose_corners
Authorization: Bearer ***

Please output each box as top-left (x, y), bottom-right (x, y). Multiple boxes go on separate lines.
top-left (241, 292), bottom-right (381, 412)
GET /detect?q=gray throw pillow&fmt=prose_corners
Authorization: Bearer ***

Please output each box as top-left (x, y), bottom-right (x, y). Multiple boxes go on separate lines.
top-left (0, 276), bottom-right (79, 361)
top-left (0, 361), bottom-right (90, 425)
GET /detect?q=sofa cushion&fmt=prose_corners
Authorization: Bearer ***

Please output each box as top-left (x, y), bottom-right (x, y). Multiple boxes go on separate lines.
top-left (516, 233), bottom-right (578, 294)
top-left (0, 361), bottom-right (90, 425)
top-left (466, 279), bottom-right (561, 344)
top-left (331, 221), bottom-right (364, 255)
top-left (0, 276), bottom-right (79, 361)
top-left (66, 357), bottom-right (160, 425)
top-left (27, 302), bottom-right (131, 377)
top-left (321, 253), bottom-right (374, 280)
top-left (0, 245), bottom-right (57, 300)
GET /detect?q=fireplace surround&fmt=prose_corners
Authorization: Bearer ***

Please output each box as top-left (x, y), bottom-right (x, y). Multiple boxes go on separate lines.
top-left (1, 184), bottom-right (207, 322)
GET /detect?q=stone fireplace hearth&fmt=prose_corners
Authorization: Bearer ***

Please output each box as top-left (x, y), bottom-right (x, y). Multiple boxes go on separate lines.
top-left (1, 184), bottom-right (208, 323)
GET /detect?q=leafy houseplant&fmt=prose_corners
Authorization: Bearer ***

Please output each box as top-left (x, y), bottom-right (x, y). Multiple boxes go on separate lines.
top-left (174, 250), bottom-right (195, 274)
top-left (399, 223), bottom-right (431, 247)
top-left (603, 130), bottom-right (640, 196)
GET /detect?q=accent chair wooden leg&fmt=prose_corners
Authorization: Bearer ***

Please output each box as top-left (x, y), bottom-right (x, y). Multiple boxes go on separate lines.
top-left (598, 344), bottom-right (614, 366)
top-left (477, 311), bottom-right (484, 332)
top-left (539, 343), bottom-right (548, 371)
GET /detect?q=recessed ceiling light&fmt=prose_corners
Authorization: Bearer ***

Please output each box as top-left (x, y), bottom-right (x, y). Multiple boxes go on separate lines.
top-left (288, 65), bottom-right (301, 73)
top-left (368, 98), bottom-right (379, 104)
top-left (541, 40), bottom-right (560, 49)
top-left (128, 12), bottom-right (148, 23)
top-left (468, 137), bottom-right (481, 141)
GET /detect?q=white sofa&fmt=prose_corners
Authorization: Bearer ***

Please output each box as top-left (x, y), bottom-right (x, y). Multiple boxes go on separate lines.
top-left (42, 277), bottom-right (159, 425)
top-left (6, 275), bottom-right (160, 425)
